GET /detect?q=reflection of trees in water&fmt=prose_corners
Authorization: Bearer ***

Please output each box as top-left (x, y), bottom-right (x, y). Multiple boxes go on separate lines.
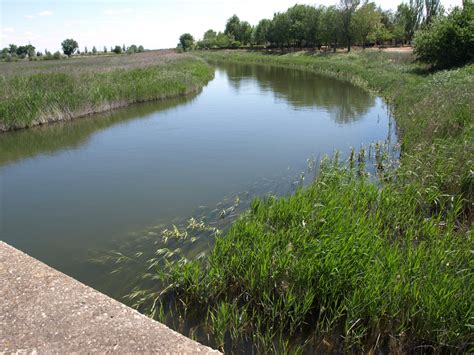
top-left (0, 94), bottom-right (198, 166)
top-left (218, 62), bottom-right (375, 124)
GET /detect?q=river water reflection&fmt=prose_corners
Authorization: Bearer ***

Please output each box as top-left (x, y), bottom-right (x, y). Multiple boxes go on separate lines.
top-left (0, 62), bottom-right (396, 296)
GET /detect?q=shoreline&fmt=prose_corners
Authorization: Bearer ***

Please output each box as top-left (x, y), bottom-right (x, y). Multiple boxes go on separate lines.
top-left (0, 83), bottom-right (209, 133)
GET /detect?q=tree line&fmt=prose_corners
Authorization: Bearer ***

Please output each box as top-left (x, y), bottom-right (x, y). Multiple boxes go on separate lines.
top-left (178, 0), bottom-right (472, 59)
top-left (1, 38), bottom-right (145, 62)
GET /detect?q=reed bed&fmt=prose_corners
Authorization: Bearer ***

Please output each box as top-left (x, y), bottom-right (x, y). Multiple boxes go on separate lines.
top-left (0, 50), bottom-right (214, 131)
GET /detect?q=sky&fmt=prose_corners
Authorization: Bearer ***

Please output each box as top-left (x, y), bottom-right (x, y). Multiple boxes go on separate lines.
top-left (0, 0), bottom-right (464, 52)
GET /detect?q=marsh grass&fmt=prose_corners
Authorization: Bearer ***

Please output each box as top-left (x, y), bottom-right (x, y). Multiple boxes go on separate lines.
top-left (0, 50), bottom-right (214, 131)
top-left (120, 51), bottom-right (473, 352)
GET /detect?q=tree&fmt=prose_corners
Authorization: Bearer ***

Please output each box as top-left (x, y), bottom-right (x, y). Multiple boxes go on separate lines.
top-left (414, 2), bottom-right (474, 68)
top-left (239, 21), bottom-right (253, 45)
top-left (225, 15), bottom-right (241, 39)
top-left (122, 44), bottom-right (126, 52)
top-left (269, 12), bottom-right (291, 48)
top-left (395, 0), bottom-right (423, 44)
top-left (216, 32), bottom-right (231, 48)
top-left (224, 15), bottom-right (253, 45)
top-left (138, 45), bottom-right (145, 52)
top-left (201, 29), bottom-right (218, 49)
top-left (103, 46), bottom-right (108, 53)
top-left (127, 44), bottom-right (138, 53)
top-left (112, 45), bottom-right (122, 54)
top-left (179, 33), bottom-right (194, 51)
top-left (351, 2), bottom-right (381, 48)
top-left (321, 6), bottom-right (343, 52)
top-left (61, 38), bottom-right (78, 57)
top-left (339, 0), bottom-right (361, 52)
top-left (253, 19), bottom-right (272, 46)
top-left (8, 44), bottom-right (18, 54)
top-left (92, 46), bottom-right (97, 54)
top-left (287, 5), bottom-right (311, 47)
top-left (424, 0), bottom-right (442, 24)
top-left (84, 46), bottom-right (88, 54)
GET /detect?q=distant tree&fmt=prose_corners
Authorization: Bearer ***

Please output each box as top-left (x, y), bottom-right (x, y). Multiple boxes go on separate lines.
top-left (112, 45), bottom-right (122, 54)
top-left (138, 45), bottom-right (145, 52)
top-left (224, 15), bottom-right (253, 45)
top-left (199, 29), bottom-right (217, 49)
top-left (15, 44), bottom-right (36, 58)
top-left (127, 44), bottom-right (138, 53)
top-left (27, 44), bottom-right (36, 58)
top-left (286, 4), bottom-right (320, 47)
top-left (225, 15), bottom-right (241, 39)
top-left (414, 2), bottom-right (474, 68)
top-left (36, 51), bottom-right (43, 57)
top-left (339, 0), bottom-right (361, 52)
top-left (92, 46), bottom-right (97, 54)
top-left (321, 6), bottom-right (343, 51)
top-left (215, 32), bottom-right (231, 48)
top-left (103, 46), bottom-right (108, 53)
top-left (16, 45), bottom-right (29, 58)
top-left (53, 51), bottom-right (62, 59)
top-left (61, 38), bottom-right (79, 57)
top-left (253, 19), bottom-right (272, 46)
top-left (424, 0), bottom-right (443, 24)
top-left (84, 46), bottom-right (88, 54)
top-left (8, 44), bottom-right (18, 54)
top-left (351, 2), bottom-right (381, 48)
top-left (269, 12), bottom-right (291, 48)
top-left (1, 47), bottom-right (9, 60)
top-left (395, 0), bottom-right (423, 44)
top-left (179, 33), bottom-right (195, 51)
top-left (122, 44), bottom-right (126, 52)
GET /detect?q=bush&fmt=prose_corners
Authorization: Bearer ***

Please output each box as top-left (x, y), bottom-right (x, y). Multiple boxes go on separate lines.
top-left (414, 3), bottom-right (474, 68)
top-left (112, 45), bottom-right (122, 54)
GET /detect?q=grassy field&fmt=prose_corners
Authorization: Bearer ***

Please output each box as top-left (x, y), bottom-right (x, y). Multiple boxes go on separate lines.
top-left (0, 50), bottom-right (214, 131)
top-left (130, 50), bottom-right (473, 352)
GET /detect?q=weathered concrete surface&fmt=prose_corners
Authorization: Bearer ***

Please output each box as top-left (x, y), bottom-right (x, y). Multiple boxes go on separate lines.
top-left (0, 241), bottom-right (220, 353)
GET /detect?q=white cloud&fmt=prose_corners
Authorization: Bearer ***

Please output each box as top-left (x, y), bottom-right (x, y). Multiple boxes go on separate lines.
top-left (24, 10), bottom-right (53, 19)
top-left (103, 8), bottom-right (133, 16)
top-left (3, 27), bottom-right (14, 33)
top-left (37, 10), bottom-right (53, 17)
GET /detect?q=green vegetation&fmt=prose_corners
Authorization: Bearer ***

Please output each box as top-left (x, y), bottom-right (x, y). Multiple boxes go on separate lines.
top-left (61, 38), bottom-right (79, 57)
top-left (414, 1), bottom-right (474, 68)
top-left (2, 38), bottom-right (146, 62)
top-left (130, 51), bottom-right (473, 352)
top-left (188, 0), bottom-right (448, 52)
top-left (179, 33), bottom-right (195, 52)
top-left (0, 51), bottom-right (213, 131)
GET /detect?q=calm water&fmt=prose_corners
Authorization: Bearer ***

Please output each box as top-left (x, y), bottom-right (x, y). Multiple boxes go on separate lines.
top-left (0, 62), bottom-right (395, 296)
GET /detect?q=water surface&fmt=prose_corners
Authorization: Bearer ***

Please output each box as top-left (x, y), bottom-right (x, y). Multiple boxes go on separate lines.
top-left (0, 62), bottom-right (395, 295)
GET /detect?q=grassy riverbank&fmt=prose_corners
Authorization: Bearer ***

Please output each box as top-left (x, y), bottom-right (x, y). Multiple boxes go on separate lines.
top-left (0, 51), bottom-right (213, 131)
top-left (134, 51), bottom-right (473, 352)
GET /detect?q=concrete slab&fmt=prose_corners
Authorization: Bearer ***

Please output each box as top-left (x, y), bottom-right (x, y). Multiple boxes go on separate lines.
top-left (0, 241), bottom-right (220, 354)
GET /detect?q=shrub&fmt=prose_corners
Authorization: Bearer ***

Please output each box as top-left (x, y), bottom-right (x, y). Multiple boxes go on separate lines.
top-left (414, 3), bottom-right (474, 68)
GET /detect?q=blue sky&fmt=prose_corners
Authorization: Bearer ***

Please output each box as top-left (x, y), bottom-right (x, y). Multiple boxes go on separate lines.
top-left (1, 0), bottom-right (463, 52)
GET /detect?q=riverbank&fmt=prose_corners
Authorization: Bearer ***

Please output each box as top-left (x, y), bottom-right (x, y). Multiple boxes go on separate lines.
top-left (137, 50), bottom-right (473, 352)
top-left (0, 50), bottom-right (214, 131)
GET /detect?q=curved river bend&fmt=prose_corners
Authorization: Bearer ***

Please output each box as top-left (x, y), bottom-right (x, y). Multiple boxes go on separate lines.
top-left (0, 62), bottom-right (396, 297)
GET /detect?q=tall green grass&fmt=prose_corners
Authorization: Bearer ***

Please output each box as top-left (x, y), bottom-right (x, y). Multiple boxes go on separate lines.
top-left (129, 50), bottom-right (473, 352)
top-left (0, 52), bottom-right (214, 131)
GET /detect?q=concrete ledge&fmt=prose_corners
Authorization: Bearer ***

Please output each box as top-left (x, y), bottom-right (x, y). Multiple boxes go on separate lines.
top-left (0, 241), bottom-right (220, 353)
